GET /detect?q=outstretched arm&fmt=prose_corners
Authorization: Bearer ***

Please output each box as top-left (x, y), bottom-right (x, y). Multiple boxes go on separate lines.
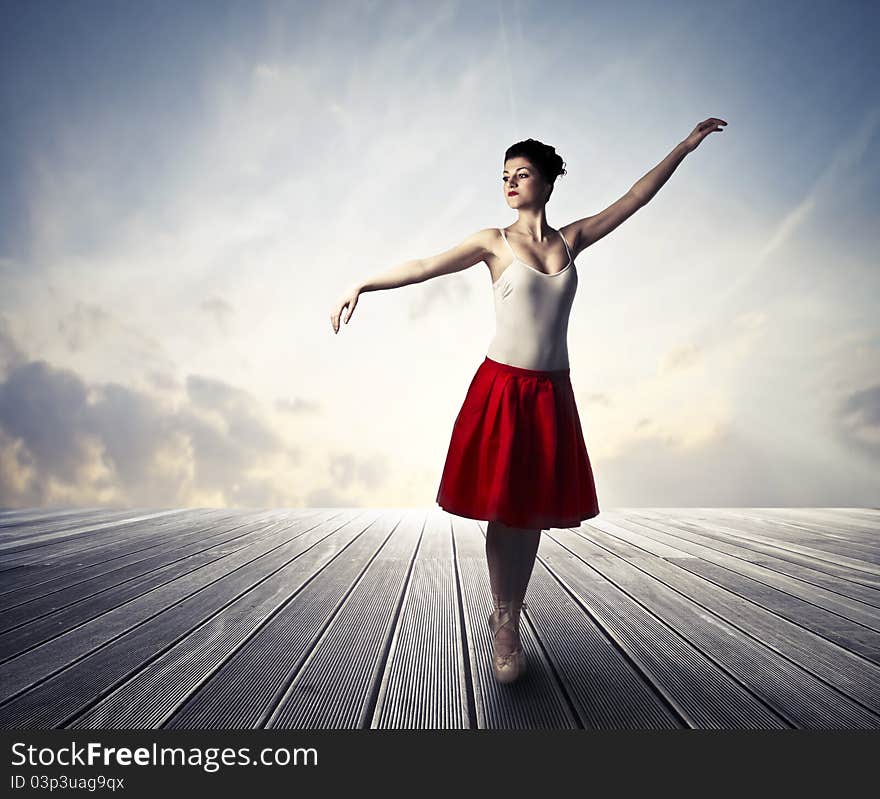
top-left (329, 228), bottom-right (495, 334)
top-left (562, 117), bottom-right (727, 255)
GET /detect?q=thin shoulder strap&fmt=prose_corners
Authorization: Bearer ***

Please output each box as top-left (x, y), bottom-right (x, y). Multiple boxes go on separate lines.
top-left (498, 228), bottom-right (516, 258)
top-left (558, 229), bottom-right (572, 260)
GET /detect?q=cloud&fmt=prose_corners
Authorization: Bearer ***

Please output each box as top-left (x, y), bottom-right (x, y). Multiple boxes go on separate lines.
top-left (0, 315), bottom-right (401, 509)
top-left (0, 316), bottom-right (26, 373)
top-left (0, 329), bottom-right (306, 507)
top-left (51, 301), bottom-right (172, 379)
top-left (199, 296), bottom-right (235, 335)
top-left (584, 392), bottom-right (613, 407)
top-left (57, 303), bottom-right (114, 353)
top-left (407, 271), bottom-right (473, 321)
top-left (595, 418), bottom-right (867, 508)
top-left (327, 451), bottom-right (390, 491)
top-left (0, 361), bottom-right (92, 486)
top-left (276, 396), bottom-right (321, 414)
top-left (305, 484), bottom-right (361, 508)
top-left (659, 342), bottom-right (703, 374)
top-left (834, 383), bottom-right (880, 458)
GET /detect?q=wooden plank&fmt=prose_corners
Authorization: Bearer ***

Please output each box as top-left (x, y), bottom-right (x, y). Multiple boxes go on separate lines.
top-left (712, 508), bottom-right (880, 542)
top-left (0, 509), bottom-right (323, 654)
top-left (69, 510), bottom-right (380, 729)
top-left (628, 510), bottom-right (880, 597)
top-left (0, 509), bottom-right (192, 552)
top-left (0, 509), bottom-right (245, 598)
top-left (262, 510), bottom-right (421, 728)
top-left (0, 507), bottom-right (119, 533)
top-left (765, 508), bottom-right (880, 535)
top-left (371, 510), bottom-right (470, 728)
top-left (629, 508), bottom-right (880, 565)
top-left (829, 508), bottom-right (880, 524)
top-left (540, 524), bottom-right (790, 728)
top-left (611, 513), bottom-right (880, 629)
top-left (557, 517), bottom-right (880, 723)
top-left (0, 510), bottom-right (359, 725)
top-left (627, 509), bottom-right (880, 584)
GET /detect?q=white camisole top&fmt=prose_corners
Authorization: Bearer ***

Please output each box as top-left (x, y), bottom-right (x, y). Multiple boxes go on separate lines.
top-left (485, 227), bottom-right (578, 371)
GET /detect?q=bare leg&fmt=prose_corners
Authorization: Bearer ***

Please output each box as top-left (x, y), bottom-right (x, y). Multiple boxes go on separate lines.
top-left (485, 520), bottom-right (516, 600)
top-left (513, 527), bottom-right (541, 601)
top-left (486, 520), bottom-right (542, 657)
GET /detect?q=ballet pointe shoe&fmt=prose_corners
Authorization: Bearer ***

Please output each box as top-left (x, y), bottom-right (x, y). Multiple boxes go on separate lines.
top-left (491, 597), bottom-right (528, 684)
top-left (488, 592), bottom-right (528, 635)
top-left (488, 591), bottom-right (503, 634)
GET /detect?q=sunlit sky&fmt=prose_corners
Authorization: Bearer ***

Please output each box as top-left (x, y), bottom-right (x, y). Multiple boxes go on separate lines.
top-left (0, 0), bottom-right (878, 512)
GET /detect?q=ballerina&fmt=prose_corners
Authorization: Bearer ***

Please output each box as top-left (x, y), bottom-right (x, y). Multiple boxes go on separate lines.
top-left (331, 118), bottom-right (728, 683)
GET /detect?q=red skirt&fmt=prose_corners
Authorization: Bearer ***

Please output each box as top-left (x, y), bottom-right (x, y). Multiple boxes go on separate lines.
top-left (436, 356), bottom-right (600, 530)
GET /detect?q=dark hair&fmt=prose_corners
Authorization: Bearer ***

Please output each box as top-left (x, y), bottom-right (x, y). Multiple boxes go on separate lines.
top-left (504, 138), bottom-right (567, 201)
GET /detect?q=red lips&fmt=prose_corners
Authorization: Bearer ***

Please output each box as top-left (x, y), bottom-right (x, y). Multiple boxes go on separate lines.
top-left (508, 192), bottom-right (518, 196)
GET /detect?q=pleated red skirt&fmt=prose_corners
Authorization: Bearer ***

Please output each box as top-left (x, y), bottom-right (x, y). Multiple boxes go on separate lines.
top-left (436, 356), bottom-right (600, 530)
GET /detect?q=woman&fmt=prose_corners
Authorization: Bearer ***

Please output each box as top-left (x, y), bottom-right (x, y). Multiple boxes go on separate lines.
top-left (330, 119), bottom-right (727, 684)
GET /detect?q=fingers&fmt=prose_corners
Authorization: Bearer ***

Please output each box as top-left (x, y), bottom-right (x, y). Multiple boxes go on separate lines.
top-left (330, 297), bottom-right (357, 334)
top-left (696, 118), bottom-right (727, 138)
top-left (699, 118), bottom-right (727, 132)
top-left (330, 305), bottom-right (343, 334)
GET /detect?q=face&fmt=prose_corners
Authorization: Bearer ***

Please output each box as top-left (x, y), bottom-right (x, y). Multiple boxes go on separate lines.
top-left (502, 158), bottom-right (550, 206)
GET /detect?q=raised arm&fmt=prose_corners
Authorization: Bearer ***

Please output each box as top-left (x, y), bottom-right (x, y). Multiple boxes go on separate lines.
top-left (330, 228), bottom-right (495, 334)
top-left (562, 117), bottom-right (727, 256)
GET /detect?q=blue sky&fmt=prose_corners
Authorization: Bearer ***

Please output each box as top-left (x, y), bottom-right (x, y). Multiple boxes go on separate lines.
top-left (0, 0), bottom-right (878, 512)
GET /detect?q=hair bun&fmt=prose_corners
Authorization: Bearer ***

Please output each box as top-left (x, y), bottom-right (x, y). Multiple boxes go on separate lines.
top-left (504, 138), bottom-right (567, 199)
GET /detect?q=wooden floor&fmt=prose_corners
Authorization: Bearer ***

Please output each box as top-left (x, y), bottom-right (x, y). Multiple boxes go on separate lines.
top-left (0, 506), bottom-right (878, 729)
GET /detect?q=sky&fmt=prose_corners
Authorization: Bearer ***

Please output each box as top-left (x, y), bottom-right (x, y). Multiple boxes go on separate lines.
top-left (0, 0), bottom-right (878, 513)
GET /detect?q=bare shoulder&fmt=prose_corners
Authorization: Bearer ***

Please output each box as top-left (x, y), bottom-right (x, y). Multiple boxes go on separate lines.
top-left (557, 222), bottom-right (580, 254)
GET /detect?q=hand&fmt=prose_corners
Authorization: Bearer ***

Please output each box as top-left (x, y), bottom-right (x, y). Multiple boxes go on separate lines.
top-left (330, 284), bottom-right (362, 334)
top-left (682, 117), bottom-right (727, 153)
